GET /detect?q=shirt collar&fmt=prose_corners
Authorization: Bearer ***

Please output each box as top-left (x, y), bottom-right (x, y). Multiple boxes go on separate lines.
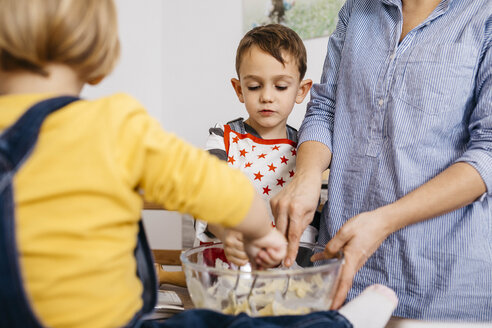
top-left (379, 0), bottom-right (453, 15)
top-left (380, 0), bottom-right (398, 5)
top-left (380, 0), bottom-right (453, 8)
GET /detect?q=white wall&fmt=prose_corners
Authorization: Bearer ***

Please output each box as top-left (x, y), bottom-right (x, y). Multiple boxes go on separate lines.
top-left (82, 0), bottom-right (330, 250)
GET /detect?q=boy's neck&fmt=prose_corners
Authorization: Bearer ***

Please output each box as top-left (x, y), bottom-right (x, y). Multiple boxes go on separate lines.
top-left (244, 118), bottom-right (288, 140)
top-left (0, 64), bottom-right (84, 96)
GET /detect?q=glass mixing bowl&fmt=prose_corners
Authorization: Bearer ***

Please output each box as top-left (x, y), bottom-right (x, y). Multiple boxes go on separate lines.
top-left (180, 242), bottom-right (344, 316)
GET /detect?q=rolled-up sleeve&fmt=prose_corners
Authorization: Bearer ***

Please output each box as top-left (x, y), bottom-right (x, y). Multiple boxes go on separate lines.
top-left (456, 31), bottom-right (492, 195)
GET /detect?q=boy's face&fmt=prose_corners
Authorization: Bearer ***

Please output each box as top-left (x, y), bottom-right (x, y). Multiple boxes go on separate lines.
top-left (231, 46), bottom-right (311, 139)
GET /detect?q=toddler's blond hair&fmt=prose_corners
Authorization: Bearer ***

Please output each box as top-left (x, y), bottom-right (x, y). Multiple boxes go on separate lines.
top-left (0, 0), bottom-right (120, 82)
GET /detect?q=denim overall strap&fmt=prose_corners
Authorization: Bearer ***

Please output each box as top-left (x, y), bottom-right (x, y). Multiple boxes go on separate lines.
top-left (0, 96), bottom-right (79, 328)
top-left (130, 220), bottom-right (158, 326)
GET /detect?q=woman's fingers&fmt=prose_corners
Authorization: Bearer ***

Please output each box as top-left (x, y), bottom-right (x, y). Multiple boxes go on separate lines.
top-left (271, 196), bottom-right (288, 235)
top-left (318, 212), bottom-right (391, 309)
top-left (330, 253), bottom-right (358, 309)
top-left (310, 223), bottom-right (348, 261)
top-left (271, 171), bottom-right (322, 266)
top-left (273, 197), bottom-right (318, 267)
top-left (284, 217), bottom-right (302, 267)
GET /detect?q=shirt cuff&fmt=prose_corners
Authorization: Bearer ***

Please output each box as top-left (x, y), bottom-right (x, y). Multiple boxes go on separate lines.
top-left (298, 119), bottom-right (333, 152)
top-left (455, 148), bottom-right (492, 197)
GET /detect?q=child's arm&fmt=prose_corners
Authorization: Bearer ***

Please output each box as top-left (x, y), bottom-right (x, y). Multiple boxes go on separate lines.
top-left (208, 196), bottom-right (286, 268)
top-left (229, 192), bottom-right (286, 268)
top-left (128, 112), bottom-right (286, 267)
top-left (208, 224), bottom-right (249, 266)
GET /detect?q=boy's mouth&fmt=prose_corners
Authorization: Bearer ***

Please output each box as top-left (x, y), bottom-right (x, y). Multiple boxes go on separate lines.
top-left (259, 109), bottom-right (275, 115)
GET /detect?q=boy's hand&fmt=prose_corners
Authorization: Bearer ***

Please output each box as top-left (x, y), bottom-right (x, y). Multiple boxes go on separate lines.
top-left (223, 230), bottom-right (248, 266)
top-left (243, 228), bottom-right (287, 269)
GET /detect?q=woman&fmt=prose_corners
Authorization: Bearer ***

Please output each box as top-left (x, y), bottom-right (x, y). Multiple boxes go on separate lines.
top-left (272, 0), bottom-right (491, 321)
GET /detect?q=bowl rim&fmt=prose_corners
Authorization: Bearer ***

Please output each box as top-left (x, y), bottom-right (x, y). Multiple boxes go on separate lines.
top-left (179, 241), bottom-right (344, 277)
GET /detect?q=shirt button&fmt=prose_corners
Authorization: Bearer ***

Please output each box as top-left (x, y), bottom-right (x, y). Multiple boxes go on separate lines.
top-left (389, 54), bottom-right (395, 60)
top-left (378, 99), bottom-right (384, 106)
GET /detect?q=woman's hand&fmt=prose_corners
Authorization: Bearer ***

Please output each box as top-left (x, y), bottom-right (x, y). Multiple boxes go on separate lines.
top-left (311, 209), bottom-right (393, 309)
top-left (311, 162), bottom-right (488, 309)
top-left (270, 169), bottom-right (322, 266)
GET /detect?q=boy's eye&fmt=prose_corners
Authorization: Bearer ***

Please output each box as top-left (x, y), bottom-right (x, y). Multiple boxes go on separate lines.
top-left (247, 85), bottom-right (260, 91)
top-left (276, 85), bottom-right (288, 91)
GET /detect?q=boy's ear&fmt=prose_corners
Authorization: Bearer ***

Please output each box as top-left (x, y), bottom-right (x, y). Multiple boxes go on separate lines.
top-left (231, 78), bottom-right (245, 103)
top-left (295, 79), bottom-right (313, 104)
top-left (87, 75), bottom-right (105, 86)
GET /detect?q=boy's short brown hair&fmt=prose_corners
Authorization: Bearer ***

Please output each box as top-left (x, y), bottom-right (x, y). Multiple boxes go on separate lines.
top-left (0, 0), bottom-right (120, 82)
top-left (235, 24), bottom-right (307, 80)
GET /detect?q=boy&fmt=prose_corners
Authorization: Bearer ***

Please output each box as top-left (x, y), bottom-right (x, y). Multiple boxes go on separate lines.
top-left (194, 24), bottom-right (317, 265)
top-left (0, 1), bottom-right (287, 327)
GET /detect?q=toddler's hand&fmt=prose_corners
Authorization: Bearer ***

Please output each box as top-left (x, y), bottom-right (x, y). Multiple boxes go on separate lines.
top-left (223, 230), bottom-right (248, 266)
top-left (243, 228), bottom-right (287, 269)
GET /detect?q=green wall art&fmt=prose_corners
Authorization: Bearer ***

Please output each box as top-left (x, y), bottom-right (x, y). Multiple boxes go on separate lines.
top-left (242, 0), bottom-right (345, 40)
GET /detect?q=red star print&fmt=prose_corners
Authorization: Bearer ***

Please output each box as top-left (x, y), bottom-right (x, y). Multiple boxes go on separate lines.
top-left (257, 153), bottom-right (267, 159)
top-left (254, 171), bottom-right (264, 181)
top-left (272, 145), bottom-right (280, 151)
top-left (244, 162), bottom-right (252, 168)
top-left (252, 145), bottom-right (256, 151)
top-left (228, 155), bottom-right (236, 165)
top-left (289, 170), bottom-right (295, 177)
top-left (239, 148), bottom-right (248, 157)
top-left (280, 156), bottom-right (289, 164)
top-left (263, 185), bottom-right (271, 195)
top-left (267, 163), bottom-right (277, 172)
top-left (291, 148), bottom-right (297, 156)
top-left (276, 177), bottom-right (286, 187)
top-left (271, 221), bottom-right (276, 227)
top-left (232, 136), bottom-right (239, 143)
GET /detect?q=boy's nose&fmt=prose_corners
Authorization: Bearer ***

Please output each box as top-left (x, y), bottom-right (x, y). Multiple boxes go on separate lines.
top-left (260, 86), bottom-right (274, 103)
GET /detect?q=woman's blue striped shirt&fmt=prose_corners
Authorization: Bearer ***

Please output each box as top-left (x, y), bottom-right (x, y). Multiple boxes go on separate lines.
top-left (299, 0), bottom-right (492, 320)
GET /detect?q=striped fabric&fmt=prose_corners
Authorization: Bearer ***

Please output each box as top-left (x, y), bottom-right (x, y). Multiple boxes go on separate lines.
top-left (299, 0), bottom-right (492, 321)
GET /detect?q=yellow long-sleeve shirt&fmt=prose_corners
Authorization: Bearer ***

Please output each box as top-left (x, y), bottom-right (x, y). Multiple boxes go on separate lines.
top-left (0, 93), bottom-right (254, 328)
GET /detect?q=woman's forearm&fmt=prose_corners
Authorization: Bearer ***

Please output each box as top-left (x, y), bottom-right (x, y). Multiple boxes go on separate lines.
top-left (295, 141), bottom-right (332, 176)
top-left (382, 162), bottom-right (487, 232)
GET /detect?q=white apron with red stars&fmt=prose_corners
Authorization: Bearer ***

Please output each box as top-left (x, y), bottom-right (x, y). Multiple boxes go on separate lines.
top-left (193, 124), bottom-right (318, 246)
top-left (223, 124), bottom-right (298, 227)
